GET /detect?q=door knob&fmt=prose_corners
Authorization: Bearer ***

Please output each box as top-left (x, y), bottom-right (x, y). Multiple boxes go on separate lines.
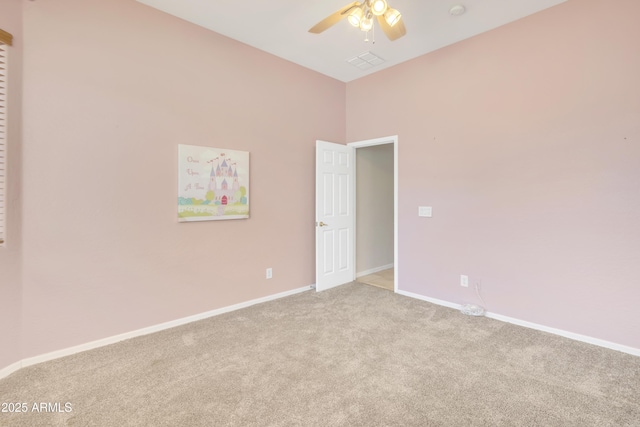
top-left (317, 221), bottom-right (329, 227)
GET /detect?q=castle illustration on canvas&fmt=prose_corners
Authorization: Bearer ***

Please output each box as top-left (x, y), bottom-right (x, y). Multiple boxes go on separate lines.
top-left (178, 145), bottom-right (249, 221)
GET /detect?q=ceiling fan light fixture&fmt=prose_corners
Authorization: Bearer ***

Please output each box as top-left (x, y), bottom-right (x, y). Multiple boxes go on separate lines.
top-left (359, 15), bottom-right (373, 31)
top-left (347, 7), bottom-right (364, 27)
top-left (308, 1), bottom-right (406, 42)
top-left (383, 7), bottom-right (401, 27)
top-left (370, 0), bottom-right (388, 16)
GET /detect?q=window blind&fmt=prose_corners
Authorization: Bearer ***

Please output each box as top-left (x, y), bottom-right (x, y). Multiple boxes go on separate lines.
top-left (0, 39), bottom-right (8, 245)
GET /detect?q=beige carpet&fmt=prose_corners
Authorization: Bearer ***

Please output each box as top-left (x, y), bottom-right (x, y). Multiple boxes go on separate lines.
top-left (357, 268), bottom-right (394, 291)
top-left (1, 282), bottom-right (639, 426)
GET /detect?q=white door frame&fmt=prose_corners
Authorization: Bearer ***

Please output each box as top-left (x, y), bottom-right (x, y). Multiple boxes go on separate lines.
top-left (348, 135), bottom-right (398, 293)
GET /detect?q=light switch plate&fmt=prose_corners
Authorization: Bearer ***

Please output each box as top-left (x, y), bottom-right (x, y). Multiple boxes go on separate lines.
top-left (418, 206), bottom-right (432, 217)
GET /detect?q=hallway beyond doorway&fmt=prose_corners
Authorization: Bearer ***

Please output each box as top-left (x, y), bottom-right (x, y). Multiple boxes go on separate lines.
top-left (357, 268), bottom-right (394, 291)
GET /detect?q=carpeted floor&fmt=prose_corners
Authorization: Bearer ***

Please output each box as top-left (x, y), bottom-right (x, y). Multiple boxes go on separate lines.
top-left (1, 282), bottom-right (639, 426)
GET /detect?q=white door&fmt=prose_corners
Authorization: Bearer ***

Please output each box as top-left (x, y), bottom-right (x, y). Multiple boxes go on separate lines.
top-left (315, 140), bottom-right (355, 291)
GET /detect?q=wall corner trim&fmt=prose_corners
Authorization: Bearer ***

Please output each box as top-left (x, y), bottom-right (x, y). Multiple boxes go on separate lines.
top-left (396, 289), bottom-right (640, 357)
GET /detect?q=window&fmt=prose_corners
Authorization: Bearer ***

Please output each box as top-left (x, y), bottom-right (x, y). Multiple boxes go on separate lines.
top-left (0, 28), bottom-right (12, 245)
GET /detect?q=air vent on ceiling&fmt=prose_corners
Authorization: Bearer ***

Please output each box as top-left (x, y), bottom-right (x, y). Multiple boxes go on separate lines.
top-left (346, 51), bottom-right (385, 70)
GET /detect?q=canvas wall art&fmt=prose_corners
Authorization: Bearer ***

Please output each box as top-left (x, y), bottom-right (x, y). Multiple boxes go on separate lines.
top-left (178, 144), bottom-right (249, 222)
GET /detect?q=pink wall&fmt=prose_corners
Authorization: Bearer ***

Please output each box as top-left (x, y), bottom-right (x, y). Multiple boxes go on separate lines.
top-left (19, 0), bottom-right (345, 358)
top-left (0, 0), bottom-right (23, 370)
top-left (347, 0), bottom-right (640, 348)
top-left (4, 0), bottom-right (639, 370)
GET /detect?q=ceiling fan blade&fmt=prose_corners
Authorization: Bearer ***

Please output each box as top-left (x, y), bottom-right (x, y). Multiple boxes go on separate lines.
top-left (377, 14), bottom-right (407, 41)
top-left (308, 1), bottom-right (361, 34)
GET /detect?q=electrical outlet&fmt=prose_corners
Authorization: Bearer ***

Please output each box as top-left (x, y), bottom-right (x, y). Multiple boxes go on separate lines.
top-left (460, 275), bottom-right (469, 287)
top-left (266, 268), bottom-right (273, 279)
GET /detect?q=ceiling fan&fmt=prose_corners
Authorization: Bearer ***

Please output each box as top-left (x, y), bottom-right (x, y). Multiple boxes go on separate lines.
top-left (309, 0), bottom-right (406, 41)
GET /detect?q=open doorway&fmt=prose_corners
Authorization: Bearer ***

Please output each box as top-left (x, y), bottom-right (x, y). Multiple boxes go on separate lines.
top-left (349, 136), bottom-right (398, 292)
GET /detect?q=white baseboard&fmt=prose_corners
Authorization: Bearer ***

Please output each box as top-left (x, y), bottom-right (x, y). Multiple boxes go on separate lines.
top-left (396, 289), bottom-right (640, 357)
top-left (396, 290), bottom-right (462, 311)
top-left (5, 284), bottom-right (636, 381)
top-left (356, 263), bottom-right (394, 278)
top-left (2, 285), bottom-right (313, 380)
top-left (0, 360), bottom-right (22, 381)
top-left (484, 312), bottom-right (640, 357)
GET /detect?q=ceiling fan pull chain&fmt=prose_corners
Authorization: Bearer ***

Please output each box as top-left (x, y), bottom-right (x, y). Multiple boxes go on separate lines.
top-left (364, 20), bottom-right (376, 43)
top-left (372, 21), bottom-right (376, 44)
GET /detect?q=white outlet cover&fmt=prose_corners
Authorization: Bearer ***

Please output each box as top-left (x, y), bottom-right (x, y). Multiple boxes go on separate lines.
top-left (460, 275), bottom-right (469, 287)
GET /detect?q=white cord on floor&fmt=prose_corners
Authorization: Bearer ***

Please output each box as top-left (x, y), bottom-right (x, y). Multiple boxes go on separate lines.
top-left (475, 280), bottom-right (487, 309)
top-left (460, 280), bottom-right (487, 316)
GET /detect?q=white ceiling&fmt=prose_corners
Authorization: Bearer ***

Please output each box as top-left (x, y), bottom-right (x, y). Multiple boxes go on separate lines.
top-left (135, 0), bottom-right (567, 83)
